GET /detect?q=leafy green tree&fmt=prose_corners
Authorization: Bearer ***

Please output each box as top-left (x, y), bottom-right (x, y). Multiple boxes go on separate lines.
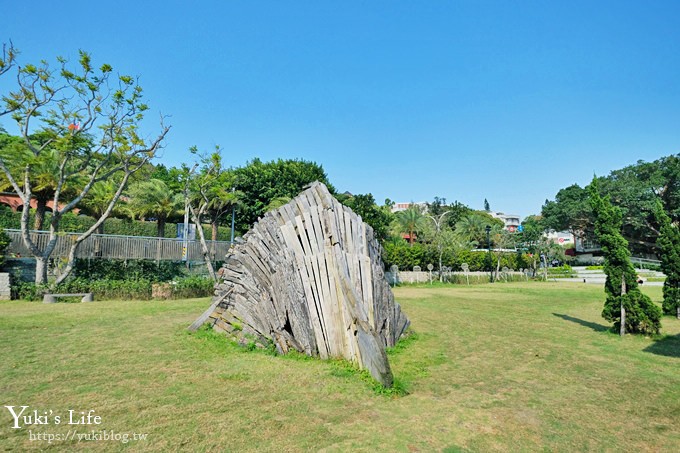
top-left (265, 196), bottom-right (292, 212)
top-left (340, 193), bottom-right (393, 243)
top-left (0, 229), bottom-right (10, 267)
top-left (542, 184), bottom-right (592, 246)
top-left (427, 196), bottom-right (447, 215)
top-left (232, 158), bottom-right (334, 232)
top-left (544, 154), bottom-right (680, 256)
top-left (443, 201), bottom-right (473, 230)
top-left (150, 164), bottom-right (184, 194)
top-left (0, 47), bottom-right (169, 284)
top-left (184, 148), bottom-right (241, 280)
top-left (654, 201), bottom-right (680, 318)
top-left (589, 179), bottom-right (661, 335)
top-left (0, 42), bottom-right (17, 92)
top-left (517, 215), bottom-right (545, 249)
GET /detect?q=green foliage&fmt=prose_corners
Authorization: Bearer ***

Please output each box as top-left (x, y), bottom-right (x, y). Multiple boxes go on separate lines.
top-left (543, 154), bottom-right (680, 256)
top-left (339, 193), bottom-right (393, 242)
top-left (14, 274), bottom-right (215, 301)
top-left (542, 184), bottom-right (592, 237)
top-left (654, 202), bottom-right (680, 315)
top-left (62, 278), bottom-right (153, 300)
top-left (454, 211), bottom-right (504, 247)
top-left (126, 178), bottom-right (184, 237)
top-left (0, 229), bottom-right (10, 266)
top-left (73, 259), bottom-right (186, 282)
top-left (589, 180), bottom-right (661, 334)
top-left (546, 265), bottom-right (576, 278)
top-left (12, 280), bottom-right (49, 301)
top-left (232, 158), bottom-right (334, 232)
top-left (171, 275), bottom-right (215, 299)
top-left (0, 205), bottom-right (231, 240)
top-left (1, 48), bottom-right (170, 284)
top-left (382, 240), bottom-right (531, 272)
top-left (393, 206), bottom-right (427, 245)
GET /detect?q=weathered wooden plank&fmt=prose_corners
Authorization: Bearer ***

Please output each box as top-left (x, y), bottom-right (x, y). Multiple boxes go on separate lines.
top-left (191, 182), bottom-right (408, 387)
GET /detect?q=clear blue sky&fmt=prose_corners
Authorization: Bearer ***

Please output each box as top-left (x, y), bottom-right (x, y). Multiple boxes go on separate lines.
top-left (3, 1), bottom-right (680, 219)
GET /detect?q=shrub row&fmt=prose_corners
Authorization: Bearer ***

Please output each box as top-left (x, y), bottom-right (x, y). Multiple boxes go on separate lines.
top-left (382, 241), bottom-right (537, 272)
top-left (73, 259), bottom-right (187, 282)
top-left (13, 275), bottom-right (215, 301)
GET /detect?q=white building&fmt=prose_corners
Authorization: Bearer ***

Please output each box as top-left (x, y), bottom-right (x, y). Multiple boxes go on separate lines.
top-left (490, 212), bottom-right (521, 232)
top-left (545, 230), bottom-right (575, 245)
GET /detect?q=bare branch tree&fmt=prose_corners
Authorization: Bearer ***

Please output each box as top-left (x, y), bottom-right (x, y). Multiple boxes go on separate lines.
top-left (0, 46), bottom-right (171, 285)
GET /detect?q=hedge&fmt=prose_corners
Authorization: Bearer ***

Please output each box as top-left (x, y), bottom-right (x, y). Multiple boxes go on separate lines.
top-left (13, 275), bottom-right (215, 301)
top-left (382, 241), bottom-right (535, 272)
top-left (0, 205), bottom-right (232, 240)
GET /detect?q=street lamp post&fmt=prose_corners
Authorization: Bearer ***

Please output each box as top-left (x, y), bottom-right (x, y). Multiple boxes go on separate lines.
top-left (182, 163), bottom-right (199, 268)
top-left (485, 225), bottom-right (492, 283)
top-left (427, 211), bottom-right (452, 282)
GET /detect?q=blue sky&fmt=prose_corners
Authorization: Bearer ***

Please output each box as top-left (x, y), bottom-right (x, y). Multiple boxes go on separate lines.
top-left (3, 1), bottom-right (680, 218)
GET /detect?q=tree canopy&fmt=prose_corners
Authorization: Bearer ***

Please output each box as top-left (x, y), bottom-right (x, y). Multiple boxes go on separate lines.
top-left (232, 158), bottom-right (334, 233)
top-left (542, 154), bottom-right (680, 256)
top-left (0, 46), bottom-right (169, 284)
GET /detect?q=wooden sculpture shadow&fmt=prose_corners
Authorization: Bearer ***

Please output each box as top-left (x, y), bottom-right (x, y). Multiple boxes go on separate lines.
top-left (552, 313), bottom-right (610, 333)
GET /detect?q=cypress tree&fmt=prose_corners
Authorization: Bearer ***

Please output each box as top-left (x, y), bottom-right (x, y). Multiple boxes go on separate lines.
top-left (654, 202), bottom-right (680, 318)
top-left (588, 180), bottom-right (661, 335)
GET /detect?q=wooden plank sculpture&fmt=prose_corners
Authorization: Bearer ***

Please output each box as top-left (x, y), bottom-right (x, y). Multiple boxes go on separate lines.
top-left (189, 182), bottom-right (410, 387)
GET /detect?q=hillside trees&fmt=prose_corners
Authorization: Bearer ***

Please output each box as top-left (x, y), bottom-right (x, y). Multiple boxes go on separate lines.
top-left (0, 47), bottom-right (169, 284)
top-left (589, 180), bottom-right (661, 335)
top-left (543, 154), bottom-right (680, 256)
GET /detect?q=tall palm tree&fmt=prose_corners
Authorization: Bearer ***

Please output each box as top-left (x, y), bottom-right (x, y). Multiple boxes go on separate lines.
top-left (395, 206), bottom-right (426, 246)
top-left (79, 180), bottom-right (128, 234)
top-left (454, 214), bottom-right (488, 248)
top-left (127, 179), bottom-right (183, 237)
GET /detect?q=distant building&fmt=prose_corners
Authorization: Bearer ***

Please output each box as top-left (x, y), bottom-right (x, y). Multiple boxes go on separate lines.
top-left (545, 230), bottom-right (575, 245)
top-left (490, 212), bottom-right (521, 232)
top-left (391, 202), bottom-right (428, 213)
top-left (0, 192), bottom-right (76, 214)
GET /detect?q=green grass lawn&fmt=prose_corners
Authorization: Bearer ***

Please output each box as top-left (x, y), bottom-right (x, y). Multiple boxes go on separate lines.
top-left (1, 283), bottom-right (678, 451)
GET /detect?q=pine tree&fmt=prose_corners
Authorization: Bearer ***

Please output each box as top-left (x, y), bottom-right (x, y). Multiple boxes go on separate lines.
top-left (484, 198), bottom-right (490, 212)
top-left (588, 179), bottom-right (662, 335)
top-left (654, 202), bottom-right (680, 318)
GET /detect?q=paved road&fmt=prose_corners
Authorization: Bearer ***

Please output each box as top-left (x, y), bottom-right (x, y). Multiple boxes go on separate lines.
top-left (556, 266), bottom-right (665, 286)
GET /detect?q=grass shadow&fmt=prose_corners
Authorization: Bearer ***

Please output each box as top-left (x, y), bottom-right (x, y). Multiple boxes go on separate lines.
top-left (553, 313), bottom-right (610, 332)
top-left (643, 334), bottom-right (680, 358)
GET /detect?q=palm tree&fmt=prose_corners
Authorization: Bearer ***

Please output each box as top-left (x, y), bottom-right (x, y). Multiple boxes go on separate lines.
top-left (127, 179), bottom-right (183, 237)
top-left (395, 206), bottom-right (426, 246)
top-left (454, 214), bottom-right (487, 248)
